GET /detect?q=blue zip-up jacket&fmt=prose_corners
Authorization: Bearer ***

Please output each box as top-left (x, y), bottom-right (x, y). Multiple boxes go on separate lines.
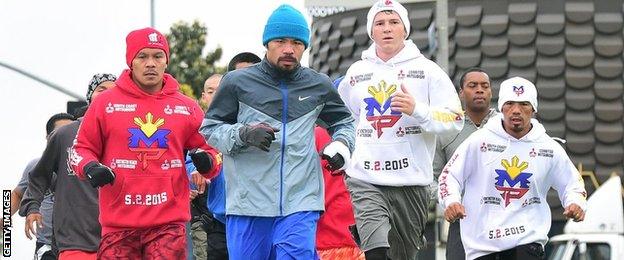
top-left (200, 59), bottom-right (355, 217)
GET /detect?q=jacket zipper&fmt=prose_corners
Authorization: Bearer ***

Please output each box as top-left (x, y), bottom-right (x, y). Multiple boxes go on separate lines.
top-left (279, 80), bottom-right (288, 216)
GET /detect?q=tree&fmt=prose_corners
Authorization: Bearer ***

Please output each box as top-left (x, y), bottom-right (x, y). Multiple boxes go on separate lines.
top-left (166, 20), bottom-right (225, 99)
top-left (178, 83), bottom-right (195, 99)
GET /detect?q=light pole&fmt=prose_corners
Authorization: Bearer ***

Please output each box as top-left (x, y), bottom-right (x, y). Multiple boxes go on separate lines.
top-left (150, 0), bottom-right (155, 27)
top-left (0, 60), bottom-right (84, 101)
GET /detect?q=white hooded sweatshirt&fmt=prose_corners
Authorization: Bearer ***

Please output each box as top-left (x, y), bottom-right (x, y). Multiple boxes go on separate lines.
top-left (438, 114), bottom-right (587, 259)
top-left (338, 40), bottom-right (463, 186)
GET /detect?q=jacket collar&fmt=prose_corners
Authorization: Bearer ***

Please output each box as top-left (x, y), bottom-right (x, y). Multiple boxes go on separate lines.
top-left (116, 69), bottom-right (179, 99)
top-left (258, 58), bottom-right (303, 81)
top-left (466, 108), bottom-right (498, 128)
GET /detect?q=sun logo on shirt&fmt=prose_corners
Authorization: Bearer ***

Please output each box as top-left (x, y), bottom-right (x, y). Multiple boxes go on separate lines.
top-left (494, 156), bottom-right (533, 207)
top-left (364, 80), bottom-right (402, 137)
top-left (501, 156), bottom-right (528, 180)
top-left (134, 113), bottom-right (164, 137)
top-left (128, 113), bottom-right (171, 169)
top-left (367, 80), bottom-right (396, 106)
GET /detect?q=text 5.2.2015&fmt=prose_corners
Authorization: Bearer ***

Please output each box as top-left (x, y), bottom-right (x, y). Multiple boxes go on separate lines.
top-left (124, 192), bottom-right (168, 206)
top-left (488, 226), bottom-right (525, 239)
top-left (364, 158), bottom-right (409, 171)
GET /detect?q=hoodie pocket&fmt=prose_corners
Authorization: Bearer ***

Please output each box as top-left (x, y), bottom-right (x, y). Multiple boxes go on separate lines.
top-left (108, 176), bottom-right (175, 207)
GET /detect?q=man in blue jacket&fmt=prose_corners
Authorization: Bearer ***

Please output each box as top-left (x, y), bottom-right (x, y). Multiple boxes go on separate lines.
top-left (200, 4), bottom-right (355, 259)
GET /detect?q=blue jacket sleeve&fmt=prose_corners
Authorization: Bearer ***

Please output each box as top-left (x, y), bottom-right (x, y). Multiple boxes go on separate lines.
top-left (185, 155), bottom-right (197, 190)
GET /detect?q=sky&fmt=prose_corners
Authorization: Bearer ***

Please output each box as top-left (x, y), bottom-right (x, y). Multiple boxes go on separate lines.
top-left (0, 0), bottom-right (306, 258)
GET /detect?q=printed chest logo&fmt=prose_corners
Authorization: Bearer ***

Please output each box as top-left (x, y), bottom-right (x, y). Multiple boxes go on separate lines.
top-left (161, 159), bottom-right (184, 170)
top-left (398, 70), bottom-right (425, 80)
top-left (364, 80), bottom-right (402, 137)
top-left (164, 105), bottom-right (191, 115)
top-left (538, 149), bottom-right (553, 158)
top-left (128, 113), bottom-right (171, 170)
top-left (110, 158), bottom-right (138, 169)
top-left (480, 142), bottom-right (506, 153)
top-left (529, 148), bottom-right (537, 157)
top-left (349, 73), bottom-right (373, 86)
top-left (494, 156), bottom-right (532, 207)
top-left (398, 70), bottom-right (406, 80)
top-left (395, 126), bottom-right (422, 137)
top-left (106, 103), bottom-right (137, 113)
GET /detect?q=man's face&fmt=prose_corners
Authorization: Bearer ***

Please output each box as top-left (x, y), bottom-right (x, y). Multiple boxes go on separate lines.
top-left (460, 72), bottom-right (492, 113)
top-left (266, 38), bottom-right (305, 73)
top-left (201, 77), bottom-right (221, 107)
top-left (91, 81), bottom-right (116, 102)
top-left (501, 101), bottom-right (534, 138)
top-left (131, 48), bottom-right (167, 90)
top-left (372, 11), bottom-right (406, 55)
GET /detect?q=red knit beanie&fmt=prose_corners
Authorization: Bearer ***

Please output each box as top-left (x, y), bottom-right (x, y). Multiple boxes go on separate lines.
top-left (125, 27), bottom-right (170, 68)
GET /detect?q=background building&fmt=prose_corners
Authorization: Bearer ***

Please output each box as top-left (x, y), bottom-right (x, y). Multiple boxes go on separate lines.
top-left (305, 0), bottom-right (624, 258)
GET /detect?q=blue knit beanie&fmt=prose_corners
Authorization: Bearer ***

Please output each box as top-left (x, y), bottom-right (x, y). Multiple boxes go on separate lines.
top-left (262, 4), bottom-right (310, 48)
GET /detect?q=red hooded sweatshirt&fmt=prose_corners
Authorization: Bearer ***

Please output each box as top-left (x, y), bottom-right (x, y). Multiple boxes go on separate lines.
top-left (314, 127), bottom-right (359, 250)
top-left (71, 69), bottom-right (221, 235)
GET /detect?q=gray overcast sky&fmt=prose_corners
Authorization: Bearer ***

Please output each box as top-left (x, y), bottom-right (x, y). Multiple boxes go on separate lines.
top-left (0, 0), bottom-right (306, 257)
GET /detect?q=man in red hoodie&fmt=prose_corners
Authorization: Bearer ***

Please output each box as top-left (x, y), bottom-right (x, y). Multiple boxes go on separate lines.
top-left (314, 126), bottom-right (364, 260)
top-left (70, 27), bottom-right (221, 259)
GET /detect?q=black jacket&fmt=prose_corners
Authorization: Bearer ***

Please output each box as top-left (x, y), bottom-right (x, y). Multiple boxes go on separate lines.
top-left (20, 119), bottom-right (100, 252)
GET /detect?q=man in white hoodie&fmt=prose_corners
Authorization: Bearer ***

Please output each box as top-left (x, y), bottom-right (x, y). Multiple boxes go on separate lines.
top-left (433, 67), bottom-right (497, 260)
top-left (438, 76), bottom-right (587, 260)
top-left (337, 1), bottom-right (463, 259)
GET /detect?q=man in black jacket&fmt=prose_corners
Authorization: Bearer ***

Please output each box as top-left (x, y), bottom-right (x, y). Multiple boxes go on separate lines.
top-left (20, 73), bottom-right (116, 259)
top-left (10, 112), bottom-right (74, 260)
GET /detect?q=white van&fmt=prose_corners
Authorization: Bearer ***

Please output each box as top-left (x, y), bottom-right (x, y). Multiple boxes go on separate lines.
top-left (548, 176), bottom-right (623, 260)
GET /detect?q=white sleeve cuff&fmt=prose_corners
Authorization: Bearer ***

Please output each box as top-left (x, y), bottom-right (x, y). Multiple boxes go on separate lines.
top-left (410, 101), bottom-right (430, 122)
top-left (442, 195), bottom-right (462, 209)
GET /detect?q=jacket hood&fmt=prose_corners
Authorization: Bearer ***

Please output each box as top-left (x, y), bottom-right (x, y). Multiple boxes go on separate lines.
top-left (361, 40), bottom-right (423, 65)
top-left (484, 114), bottom-right (548, 143)
top-left (116, 69), bottom-right (180, 99)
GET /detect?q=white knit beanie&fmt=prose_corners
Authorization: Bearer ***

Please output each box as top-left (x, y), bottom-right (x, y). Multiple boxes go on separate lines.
top-left (497, 76), bottom-right (538, 112)
top-left (366, 0), bottom-right (411, 40)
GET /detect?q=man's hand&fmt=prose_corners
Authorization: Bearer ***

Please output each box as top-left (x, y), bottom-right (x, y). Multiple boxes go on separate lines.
top-left (190, 171), bottom-right (208, 194)
top-left (239, 123), bottom-right (280, 152)
top-left (390, 84), bottom-right (416, 115)
top-left (190, 190), bottom-right (199, 200)
top-left (190, 149), bottom-right (214, 173)
top-left (563, 203), bottom-right (585, 222)
top-left (25, 213), bottom-right (43, 240)
top-left (84, 162), bottom-right (115, 188)
top-left (321, 140), bottom-right (351, 171)
top-left (444, 202), bottom-right (467, 223)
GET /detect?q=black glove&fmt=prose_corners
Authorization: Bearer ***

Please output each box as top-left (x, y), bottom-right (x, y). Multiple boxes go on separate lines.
top-left (322, 153), bottom-right (345, 171)
top-left (239, 123), bottom-right (280, 152)
top-left (190, 149), bottom-right (213, 173)
top-left (321, 140), bottom-right (351, 171)
top-left (84, 162), bottom-right (115, 188)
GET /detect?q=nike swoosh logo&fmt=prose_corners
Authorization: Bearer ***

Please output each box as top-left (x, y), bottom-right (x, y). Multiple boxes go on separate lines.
top-left (298, 96), bottom-right (311, 101)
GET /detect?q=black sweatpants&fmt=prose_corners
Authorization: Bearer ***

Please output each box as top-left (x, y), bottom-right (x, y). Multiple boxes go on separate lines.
top-left (475, 243), bottom-right (544, 260)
